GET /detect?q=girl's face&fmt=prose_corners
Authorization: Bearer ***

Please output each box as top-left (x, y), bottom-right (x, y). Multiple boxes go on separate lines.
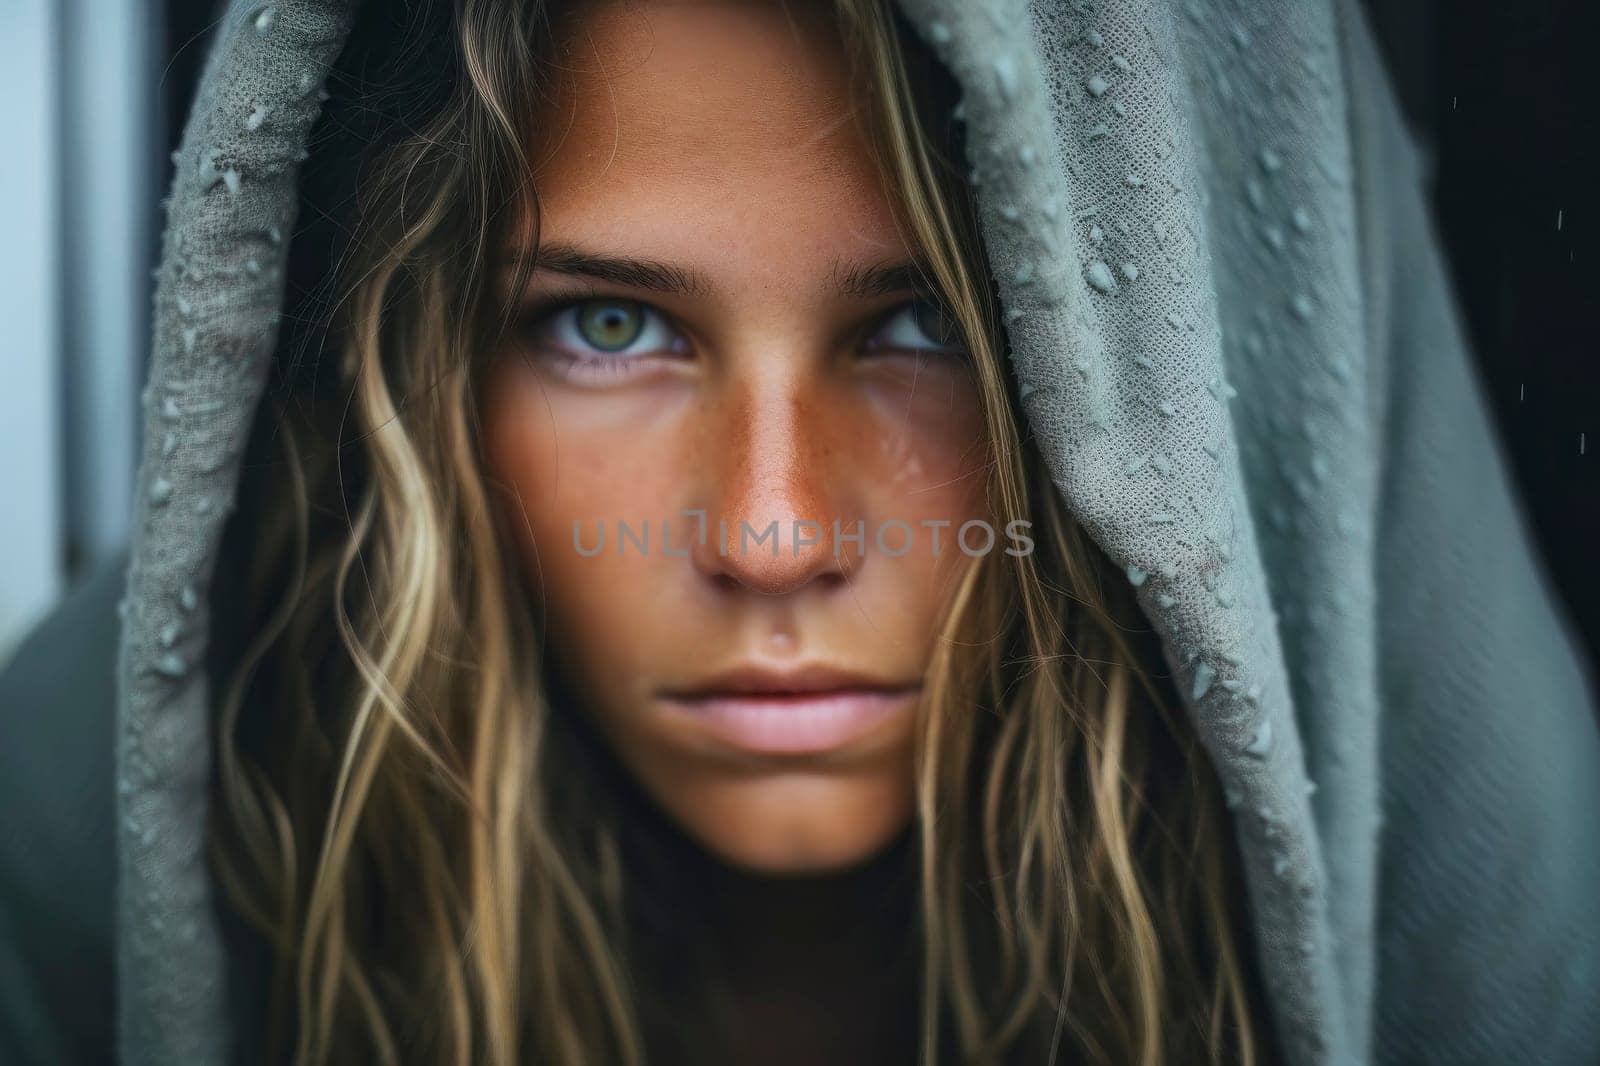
top-left (483, 0), bottom-right (989, 874)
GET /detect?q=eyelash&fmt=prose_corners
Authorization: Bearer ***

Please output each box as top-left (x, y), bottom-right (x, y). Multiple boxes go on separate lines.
top-left (514, 295), bottom-right (968, 381)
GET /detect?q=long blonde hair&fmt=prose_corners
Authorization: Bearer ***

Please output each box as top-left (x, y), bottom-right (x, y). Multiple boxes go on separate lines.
top-left (210, 1), bottom-right (1273, 1063)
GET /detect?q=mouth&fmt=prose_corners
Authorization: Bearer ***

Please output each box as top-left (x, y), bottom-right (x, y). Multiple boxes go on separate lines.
top-left (658, 664), bottom-right (922, 756)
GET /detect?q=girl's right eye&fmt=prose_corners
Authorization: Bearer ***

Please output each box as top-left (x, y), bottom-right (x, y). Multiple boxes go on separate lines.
top-left (524, 298), bottom-right (688, 364)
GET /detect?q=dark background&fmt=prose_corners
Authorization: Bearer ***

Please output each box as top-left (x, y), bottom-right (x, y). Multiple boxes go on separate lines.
top-left (158, 0), bottom-right (1599, 662)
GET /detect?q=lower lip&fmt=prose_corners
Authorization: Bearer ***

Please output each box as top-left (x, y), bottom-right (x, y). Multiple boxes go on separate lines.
top-left (661, 689), bottom-right (918, 755)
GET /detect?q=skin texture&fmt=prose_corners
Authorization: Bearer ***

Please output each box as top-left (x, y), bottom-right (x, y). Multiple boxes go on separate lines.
top-left (481, 0), bottom-right (988, 877)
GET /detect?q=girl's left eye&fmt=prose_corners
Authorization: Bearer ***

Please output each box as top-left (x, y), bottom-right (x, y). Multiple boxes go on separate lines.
top-left (529, 298), bottom-right (685, 361)
top-left (866, 298), bottom-right (967, 357)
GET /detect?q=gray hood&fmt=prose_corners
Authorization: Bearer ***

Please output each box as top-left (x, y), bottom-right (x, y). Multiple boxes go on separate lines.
top-left (118, 0), bottom-right (1600, 1062)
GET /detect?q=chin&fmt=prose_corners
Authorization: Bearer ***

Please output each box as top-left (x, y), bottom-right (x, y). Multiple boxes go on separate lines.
top-left (664, 770), bottom-right (916, 876)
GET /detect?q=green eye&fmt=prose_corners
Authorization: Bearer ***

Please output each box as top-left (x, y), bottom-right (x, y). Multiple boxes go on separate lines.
top-left (909, 298), bottom-right (962, 347)
top-left (868, 297), bottom-right (966, 356)
top-left (577, 300), bottom-right (645, 351)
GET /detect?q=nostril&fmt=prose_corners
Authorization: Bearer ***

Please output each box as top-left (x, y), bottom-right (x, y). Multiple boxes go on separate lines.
top-left (694, 516), bottom-right (855, 596)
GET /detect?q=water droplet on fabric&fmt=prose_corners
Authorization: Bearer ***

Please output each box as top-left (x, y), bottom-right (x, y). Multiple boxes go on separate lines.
top-left (1086, 29), bottom-right (1104, 48)
top-left (1245, 178), bottom-right (1265, 213)
top-left (1126, 564), bottom-right (1148, 586)
top-left (1272, 855), bottom-right (1292, 878)
top-left (1291, 293), bottom-right (1314, 320)
top-left (1244, 719), bottom-right (1273, 757)
top-left (1124, 454), bottom-right (1149, 475)
top-left (1111, 54), bottom-right (1131, 72)
top-left (245, 104), bottom-right (271, 131)
top-left (927, 20), bottom-right (952, 44)
top-left (1165, 312), bottom-right (1184, 330)
top-left (180, 586), bottom-right (199, 612)
top-left (149, 478), bottom-right (173, 506)
top-left (1085, 260), bottom-right (1118, 294)
top-left (160, 396), bottom-right (181, 421)
top-left (254, 5), bottom-right (278, 34)
top-left (1191, 662), bottom-right (1215, 700)
top-left (182, 327), bottom-right (197, 355)
top-left (1085, 74), bottom-right (1109, 98)
top-left (1120, 262), bottom-right (1139, 282)
top-left (159, 623), bottom-right (180, 649)
top-left (992, 56), bottom-right (1018, 101)
top-left (161, 433), bottom-right (177, 458)
top-left (1089, 224), bottom-right (1104, 243)
top-left (1156, 592), bottom-right (1177, 609)
top-left (153, 652), bottom-right (189, 679)
top-left (1125, 173), bottom-right (1145, 187)
top-left (1132, 352), bottom-right (1154, 369)
top-left (1017, 380), bottom-right (1037, 400)
top-left (1259, 146), bottom-right (1282, 173)
top-left (1291, 206), bottom-right (1312, 233)
top-left (1085, 124), bottom-right (1110, 140)
top-left (223, 168), bottom-right (242, 196)
top-left (1014, 260), bottom-right (1034, 285)
top-left (198, 147), bottom-right (223, 189)
top-left (1207, 376), bottom-right (1238, 402)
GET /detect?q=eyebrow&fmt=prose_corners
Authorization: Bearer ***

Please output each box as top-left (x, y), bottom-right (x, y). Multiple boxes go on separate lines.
top-left (505, 242), bottom-right (932, 301)
top-left (830, 258), bottom-right (934, 299)
top-left (524, 242), bottom-right (710, 296)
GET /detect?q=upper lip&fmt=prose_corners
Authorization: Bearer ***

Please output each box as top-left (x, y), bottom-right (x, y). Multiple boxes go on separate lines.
top-left (661, 663), bottom-right (921, 699)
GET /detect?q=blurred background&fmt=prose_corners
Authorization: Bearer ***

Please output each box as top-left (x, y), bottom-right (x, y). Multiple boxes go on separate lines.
top-left (0, 0), bottom-right (1596, 664)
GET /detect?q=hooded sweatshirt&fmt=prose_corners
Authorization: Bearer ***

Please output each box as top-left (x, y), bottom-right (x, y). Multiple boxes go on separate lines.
top-left (2, 0), bottom-right (1598, 1064)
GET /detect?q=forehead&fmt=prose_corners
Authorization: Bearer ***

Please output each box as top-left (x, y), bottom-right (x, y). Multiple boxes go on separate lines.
top-left (524, 0), bottom-right (908, 278)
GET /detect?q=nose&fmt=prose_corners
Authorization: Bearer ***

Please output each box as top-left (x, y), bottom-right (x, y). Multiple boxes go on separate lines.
top-left (690, 381), bottom-right (854, 595)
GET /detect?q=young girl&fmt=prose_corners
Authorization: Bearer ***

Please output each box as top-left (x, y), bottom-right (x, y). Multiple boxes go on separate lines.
top-left (208, 1), bottom-right (1266, 1061)
top-left (5, 0), bottom-right (1597, 1064)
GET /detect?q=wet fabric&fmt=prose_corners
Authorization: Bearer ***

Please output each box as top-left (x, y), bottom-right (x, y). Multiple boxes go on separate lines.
top-left (27, 0), bottom-right (1600, 1063)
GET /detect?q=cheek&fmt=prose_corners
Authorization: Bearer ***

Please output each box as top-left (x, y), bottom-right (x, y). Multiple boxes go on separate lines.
top-left (479, 359), bottom-right (675, 680)
top-left (854, 361), bottom-right (993, 565)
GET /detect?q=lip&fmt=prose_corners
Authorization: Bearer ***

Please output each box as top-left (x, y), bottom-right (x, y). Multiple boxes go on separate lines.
top-left (659, 664), bottom-right (921, 756)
